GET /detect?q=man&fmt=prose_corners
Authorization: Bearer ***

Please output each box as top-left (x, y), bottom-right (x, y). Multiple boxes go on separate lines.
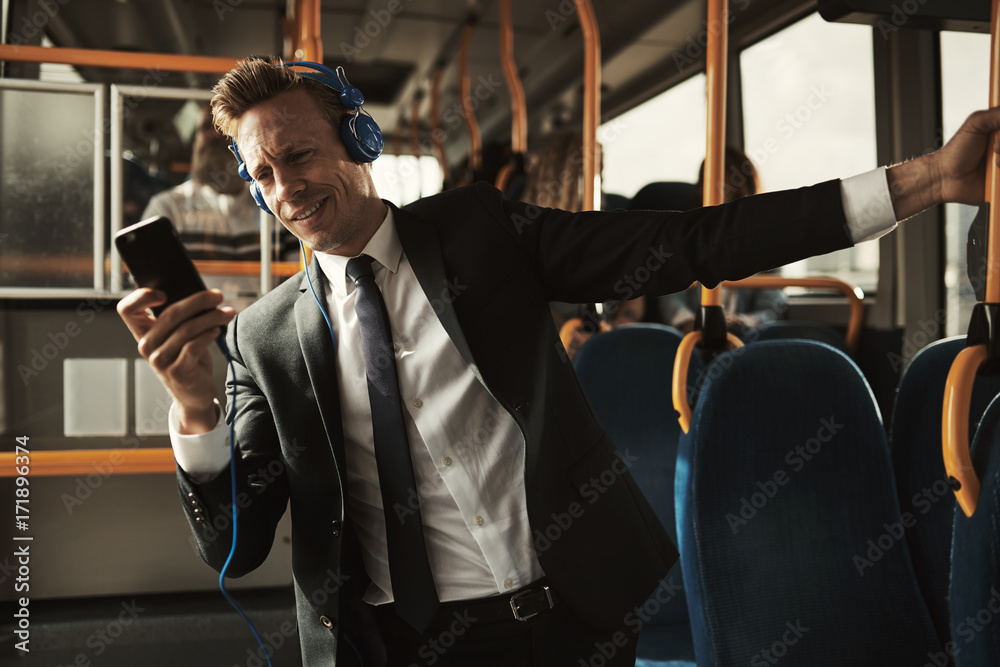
top-left (118, 56), bottom-right (1000, 666)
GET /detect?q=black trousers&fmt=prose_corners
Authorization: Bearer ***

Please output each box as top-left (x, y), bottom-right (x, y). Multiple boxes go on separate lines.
top-left (371, 591), bottom-right (639, 667)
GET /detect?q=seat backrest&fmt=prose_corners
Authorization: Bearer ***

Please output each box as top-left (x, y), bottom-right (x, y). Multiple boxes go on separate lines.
top-left (602, 192), bottom-right (630, 211)
top-left (676, 340), bottom-right (940, 665)
top-left (951, 394), bottom-right (1000, 666)
top-left (746, 320), bottom-right (850, 357)
top-left (627, 182), bottom-right (698, 212)
top-left (890, 336), bottom-right (1000, 649)
top-left (574, 323), bottom-right (702, 629)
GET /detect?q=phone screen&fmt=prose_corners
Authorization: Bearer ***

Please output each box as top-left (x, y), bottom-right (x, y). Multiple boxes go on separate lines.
top-left (115, 216), bottom-right (208, 316)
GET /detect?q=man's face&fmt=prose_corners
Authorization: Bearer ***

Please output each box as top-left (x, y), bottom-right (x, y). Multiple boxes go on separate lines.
top-left (236, 87), bottom-right (378, 256)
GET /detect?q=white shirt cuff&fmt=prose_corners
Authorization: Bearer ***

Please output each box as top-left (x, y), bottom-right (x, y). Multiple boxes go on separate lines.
top-left (841, 166), bottom-right (898, 244)
top-left (168, 400), bottom-right (231, 480)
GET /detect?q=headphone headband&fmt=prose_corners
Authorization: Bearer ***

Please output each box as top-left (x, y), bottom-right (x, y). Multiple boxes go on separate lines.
top-left (231, 60), bottom-right (384, 215)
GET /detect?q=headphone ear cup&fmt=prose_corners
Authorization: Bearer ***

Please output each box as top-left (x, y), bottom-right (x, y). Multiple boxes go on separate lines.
top-left (249, 181), bottom-right (272, 215)
top-left (341, 113), bottom-right (384, 163)
top-left (238, 160), bottom-right (252, 183)
top-left (231, 140), bottom-right (254, 183)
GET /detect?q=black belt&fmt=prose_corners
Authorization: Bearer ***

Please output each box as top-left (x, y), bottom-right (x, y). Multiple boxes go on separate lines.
top-left (434, 580), bottom-right (557, 625)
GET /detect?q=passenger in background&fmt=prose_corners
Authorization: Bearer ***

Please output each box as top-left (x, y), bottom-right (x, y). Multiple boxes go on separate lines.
top-left (520, 129), bottom-right (599, 336)
top-left (560, 298), bottom-right (645, 362)
top-left (656, 147), bottom-right (788, 336)
top-left (521, 129), bottom-right (588, 211)
top-left (142, 106), bottom-right (263, 260)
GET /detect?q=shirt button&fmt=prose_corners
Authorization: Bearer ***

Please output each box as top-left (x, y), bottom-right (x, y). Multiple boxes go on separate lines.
top-left (474, 515), bottom-right (484, 526)
top-left (412, 397), bottom-right (423, 408)
top-left (442, 456), bottom-right (452, 466)
top-left (504, 578), bottom-right (514, 589)
top-left (331, 520), bottom-right (341, 537)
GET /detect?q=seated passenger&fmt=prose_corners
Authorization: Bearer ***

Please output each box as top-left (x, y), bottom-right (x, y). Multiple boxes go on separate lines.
top-left (142, 106), bottom-right (263, 261)
top-left (654, 147), bottom-right (787, 336)
top-left (559, 299), bottom-right (646, 362)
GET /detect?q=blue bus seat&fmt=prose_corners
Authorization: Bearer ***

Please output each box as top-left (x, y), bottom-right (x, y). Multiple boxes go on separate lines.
top-left (951, 394), bottom-right (1000, 666)
top-left (603, 192), bottom-right (630, 211)
top-left (573, 324), bottom-right (702, 665)
top-left (745, 320), bottom-right (850, 357)
top-left (676, 340), bottom-right (940, 665)
top-left (890, 336), bottom-right (1000, 651)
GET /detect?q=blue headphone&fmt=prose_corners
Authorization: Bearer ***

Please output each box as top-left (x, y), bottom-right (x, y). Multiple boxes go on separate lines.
top-left (230, 61), bottom-right (384, 215)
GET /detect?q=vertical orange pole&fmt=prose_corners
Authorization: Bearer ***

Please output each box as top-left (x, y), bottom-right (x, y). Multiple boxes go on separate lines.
top-left (459, 21), bottom-right (482, 174)
top-left (410, 92), bottom-right (423, 157)
top-left (290, 0), bottom-right (323, 268)
top-left (294, 0), bottom-right (323, 62)
top-left (986, 0), bottom-right (1000, 303)
top-left (700, 0), bottom-right (728, 308)
top-left (393, 118), bottom-right (404, 157)
top-left (941, 0), bottom-right (1000, 517)
top-left (500, 0), bottom-right (528, 155)
top-left (574, 0), bottom-right (601, 212)
top-left (431, 64), bottom-right (451, 185)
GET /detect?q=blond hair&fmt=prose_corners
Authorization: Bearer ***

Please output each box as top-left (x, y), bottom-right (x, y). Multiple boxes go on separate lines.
top-left (210, 56), bottom-right (348, 140)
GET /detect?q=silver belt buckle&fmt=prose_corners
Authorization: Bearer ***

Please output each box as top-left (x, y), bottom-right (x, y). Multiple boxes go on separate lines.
top-left (510, 585), bottom-right (554, 621)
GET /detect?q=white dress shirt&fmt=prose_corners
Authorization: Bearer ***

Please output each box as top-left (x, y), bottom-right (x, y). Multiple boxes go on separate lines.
top-left (169, 167), bottom-right (898, 602)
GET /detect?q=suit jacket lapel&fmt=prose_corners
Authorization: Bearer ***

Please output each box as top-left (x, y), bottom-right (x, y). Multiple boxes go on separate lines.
top-left (294, 261), bottom-right (347, 470)
top-left (393, 206), bottom-right (483, 383)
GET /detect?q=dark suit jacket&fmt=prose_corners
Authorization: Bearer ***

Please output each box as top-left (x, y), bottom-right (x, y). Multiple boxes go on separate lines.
top-left (176, 180), bottom-right (853, 664)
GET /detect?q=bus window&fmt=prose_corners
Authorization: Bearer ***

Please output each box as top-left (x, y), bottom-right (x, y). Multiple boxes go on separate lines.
top-left (741, 12), bottom-right (878, 292)
top-left (372, 154), bottom-right (443, 206)
top-left (0, 83), bottom-right (100, 291)
top-left (598, 73), bottom-right (707, 200)
top-left (942, 31), bottom-right (990, 337)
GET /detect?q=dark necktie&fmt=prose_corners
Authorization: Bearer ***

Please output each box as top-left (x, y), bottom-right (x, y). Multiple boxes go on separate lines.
top-left (346, 254), bottom-right (440, 633)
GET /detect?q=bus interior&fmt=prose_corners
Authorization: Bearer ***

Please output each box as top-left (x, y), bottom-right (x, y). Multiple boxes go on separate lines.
top-left (2, 0), bottom-right (999, 664)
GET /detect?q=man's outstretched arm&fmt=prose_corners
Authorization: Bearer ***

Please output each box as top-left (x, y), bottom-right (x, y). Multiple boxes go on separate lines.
top-left (888, 108), bottom-right (1000, 221)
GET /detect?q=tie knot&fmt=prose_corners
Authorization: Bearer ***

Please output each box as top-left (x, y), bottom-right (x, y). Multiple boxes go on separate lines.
top-left (346, 254), bottom-right (375, 285)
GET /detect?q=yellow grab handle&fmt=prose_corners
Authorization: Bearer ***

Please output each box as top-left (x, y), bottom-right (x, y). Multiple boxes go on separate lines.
top-left (672, 331), bottom-right (744, 433)
top-left (943, 344), bottom-right (988, 517)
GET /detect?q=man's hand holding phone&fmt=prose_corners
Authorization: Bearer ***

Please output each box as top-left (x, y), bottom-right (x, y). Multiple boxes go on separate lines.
top-left (118, 288), bottom-right (234, 434)
top-left (115, 216), bottom-right (236, 435)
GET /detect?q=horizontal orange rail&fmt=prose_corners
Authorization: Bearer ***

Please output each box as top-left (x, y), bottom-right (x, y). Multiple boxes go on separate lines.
top-left (1, 448), bottom-right (176, 477)
top-left (2, 257), bottom-right (298, 284)
top-left (721, 275), bottom-right (865, 354)
top-left (0, 44), bottom-right (237, 73)
top-left (191, 260), bottom-right (301, 277)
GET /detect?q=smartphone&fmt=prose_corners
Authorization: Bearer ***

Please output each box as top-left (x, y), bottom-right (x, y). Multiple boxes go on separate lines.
top-left (115, 216), bottom-right (209, 316)
top-left (116, 216), bottom-right (230, 355)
